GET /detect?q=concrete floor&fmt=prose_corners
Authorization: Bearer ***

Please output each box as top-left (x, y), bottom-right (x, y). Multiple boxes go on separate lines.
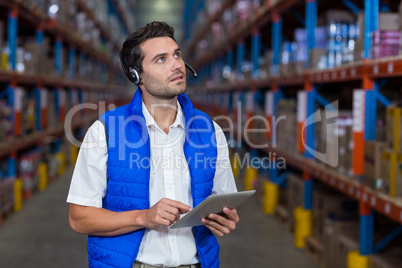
top-left (0, 167), bottom-right (318, 268)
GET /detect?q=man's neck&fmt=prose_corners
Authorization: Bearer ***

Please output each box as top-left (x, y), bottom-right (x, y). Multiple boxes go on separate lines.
top-left (142, 93), bottom-right (178, 134)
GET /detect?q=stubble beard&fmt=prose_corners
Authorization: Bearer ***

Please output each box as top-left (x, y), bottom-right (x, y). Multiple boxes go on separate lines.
top-left (142, 71), bottom-right (187, 100)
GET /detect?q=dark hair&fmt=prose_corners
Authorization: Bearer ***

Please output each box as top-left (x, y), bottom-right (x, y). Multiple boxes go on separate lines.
top-left (120, 21), bottom-right (176, 74)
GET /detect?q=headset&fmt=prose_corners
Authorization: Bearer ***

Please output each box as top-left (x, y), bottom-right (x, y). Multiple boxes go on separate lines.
top-left (119, 50), bottom-right (198, 85)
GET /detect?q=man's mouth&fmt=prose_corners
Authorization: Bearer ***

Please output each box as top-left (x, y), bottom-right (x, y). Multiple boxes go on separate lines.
top-left (170, 75), bottom-right (184, 82)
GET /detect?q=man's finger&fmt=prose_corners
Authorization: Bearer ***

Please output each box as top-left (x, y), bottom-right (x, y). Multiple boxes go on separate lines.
top-left (163, 199), bottom-right (191, 214)
top-left (223, 207), bottom-right (239, 223)
top-left (156, 215), bottom-right (174, 226)
top-left (202, 218), bottom-right (224, 237)
top-left (203, 217), bottom-right (231, 235)
top-left (161, 204), bottom-right (181, 221)
top-left (160, 211), bottom-right (177, 224)
top-left (207, 213), bottom-right (235, 231)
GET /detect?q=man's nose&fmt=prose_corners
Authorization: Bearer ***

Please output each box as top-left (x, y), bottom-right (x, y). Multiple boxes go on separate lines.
top-left (171, 58), bottom-right (183, 72)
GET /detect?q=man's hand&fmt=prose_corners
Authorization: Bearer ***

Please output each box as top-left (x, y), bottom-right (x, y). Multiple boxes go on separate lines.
top-left (142, 198), bottom-right (191, 229)
top-left (201, 207), bottom-right (239, 237)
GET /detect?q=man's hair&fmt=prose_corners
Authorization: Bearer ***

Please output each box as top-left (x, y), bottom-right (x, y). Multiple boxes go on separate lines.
top-left (120, 21), bottom-right (176, 74)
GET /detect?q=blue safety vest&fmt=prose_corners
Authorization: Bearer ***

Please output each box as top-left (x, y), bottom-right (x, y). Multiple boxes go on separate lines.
top-left (87, 89), bottom-right (219, 268)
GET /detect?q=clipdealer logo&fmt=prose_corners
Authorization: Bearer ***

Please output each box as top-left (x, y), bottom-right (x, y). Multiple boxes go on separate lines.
top-left (302, 101), bottom-right (339, 167)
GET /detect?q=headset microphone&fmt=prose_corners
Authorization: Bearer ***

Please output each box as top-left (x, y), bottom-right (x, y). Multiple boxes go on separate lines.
top-left (120, 50), bottom-right (198, 84)
top-left (185, 62), bottom-right (198, 79)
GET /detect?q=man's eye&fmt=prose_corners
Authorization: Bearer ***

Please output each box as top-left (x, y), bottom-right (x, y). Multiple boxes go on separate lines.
top-left (174, 53), bottom-right (181, 58)
top-left (157, 57), bottom-right (165, 63)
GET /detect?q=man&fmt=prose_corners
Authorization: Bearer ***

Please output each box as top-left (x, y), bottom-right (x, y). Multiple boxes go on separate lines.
top-left (67, 21), bottom-right (238, 268)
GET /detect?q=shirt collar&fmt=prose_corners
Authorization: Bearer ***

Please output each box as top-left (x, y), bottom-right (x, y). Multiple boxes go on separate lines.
top-left (141, 100), bottom-right (185, 129)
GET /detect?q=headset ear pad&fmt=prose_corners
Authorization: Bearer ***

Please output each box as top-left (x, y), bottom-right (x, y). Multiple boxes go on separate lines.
top-left (129, 68), bottom-right (141, 85)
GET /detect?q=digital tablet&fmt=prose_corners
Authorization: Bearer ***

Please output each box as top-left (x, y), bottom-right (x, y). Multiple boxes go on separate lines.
top-left (169, 190), bottom-right (256, 229)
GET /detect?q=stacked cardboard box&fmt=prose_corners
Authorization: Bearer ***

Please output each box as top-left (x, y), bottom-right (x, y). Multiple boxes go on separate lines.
top-left (276, 99), bottom-right (297, 154)
top-left (378, 106), bottom-right (402, 197)
top-left (0, 99), bottom-right (13, 142)
top-left (315, 110), bottom-right (353, 175)
top-left (254, 175), bottom-right (268, 204)
top-left (47, 90), bottom-right (58, 127)
top-left (0, 179), bottom-right (14, 215)
top-left (317, 10), bottom-right (358, 68)
top-left (313, 185), bottom-right (359, 243)
top-left (309, 48), bottom-right (328, 70)
top-left (337, 115), bottom-right (354, 176)
top-left (381, 150), bottom-right (399, 197)
top-left (386, 107), bottom-right (402, 152)
top-left (369, 248), bottom-right (402, 268)
top-left (323, 222), bottom-right (359, 268)
top-left (364, 141), bottom-right (385, 190)
top-left (18, 150), bottom-right (41, 200)
top-left (370, 13), bottom-right (400, 59)
top-left (287, 174), bottom-right (304, 228)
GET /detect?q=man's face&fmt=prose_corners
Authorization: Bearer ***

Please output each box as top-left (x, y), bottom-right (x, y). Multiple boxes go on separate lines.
top-left (139, 37), bottom-right (186, 100)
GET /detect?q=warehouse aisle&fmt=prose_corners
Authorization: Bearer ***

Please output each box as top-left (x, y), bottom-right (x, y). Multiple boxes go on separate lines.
top-left (0, 167), bottom-right (87, 268)
top-left (0, 167), bottom-right (318, 268)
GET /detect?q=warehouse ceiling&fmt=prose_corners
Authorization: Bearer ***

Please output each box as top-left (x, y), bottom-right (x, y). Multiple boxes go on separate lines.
top-left (133, 0), bottom-right (184, 42)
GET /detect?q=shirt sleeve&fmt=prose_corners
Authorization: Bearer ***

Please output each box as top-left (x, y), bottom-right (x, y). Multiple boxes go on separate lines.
top-left (66, 120), bottom-right (108, 208)
top-left (211, 121), bottom-right (238, 195)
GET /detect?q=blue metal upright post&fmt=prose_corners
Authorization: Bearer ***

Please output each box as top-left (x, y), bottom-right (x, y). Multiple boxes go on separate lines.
top-left (365, 89), bottom-right (376, 141)
top-left (252, 28), bottom-right (261, 79)
top-left (7, 8), bottom-right (18, 182)
top-left (69, 46), bottom-right (76, 79)
top-left (7, 153), bottom-right (16, 179)
top-left (237, 41), bottom-right (245, 80)
top-left (34, 88), bottom-right (41, 130)
top-left (55, 37), bottom-right (63, 75)
top-left (272, 13), bottom-right (282, 75)
top-left (36, 26), bottom-right (44, 53)
top-left (359, 0), bottom-right (380, 259)
top-left (79, 53), bottom-right (86, 80)
top-left (306, 0), bottom-right (317, 68)
top-left (8, 8), bottom-right (18, 70)
top-left (364, 0), bottom-right (379, 59)
top-left (303, 0), bottom-right (317, 212)
top-left (227, 49), bottom-right (234, 70)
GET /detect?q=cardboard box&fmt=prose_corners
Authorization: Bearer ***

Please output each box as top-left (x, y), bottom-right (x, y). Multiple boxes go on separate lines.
top-left (386, 107), bottom-right (402, 152)
top-left (313, 184), bottom-right (358, 243)
top-left (294, 61), bottom-right (305, 75)
top-left (395, 154), bottom-right (402, 197)
top-left (370, 248), bottom-right (402, 268)
top-left (255, 176), bottom-right (268, 204)
top-left (287, 174), bottom-right (304, 227)
top-left (364, 141), bottom-right (385, 189)
top-left (378, 13), bottom-right (399, 31)
top-left (323, 226), bottom-right (336, 268)
top-left (381, 150), bottom-right (398, 197)
top-left (310, 48), bottom-right (327, 69)
top-left (323, 222), bottom-right (360, 268)
top-left (335, 234), bottom-right (359, 268)
top-left (23, 42), bottom-right (41, 74)
top-left (354, 12), bottom-right (365, 61)
top-left (318, 10), bottom-right (355, 26)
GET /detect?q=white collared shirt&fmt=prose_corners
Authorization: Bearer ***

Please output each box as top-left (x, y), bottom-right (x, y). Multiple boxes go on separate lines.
top-left (67, 100), bottom-right (237, 266)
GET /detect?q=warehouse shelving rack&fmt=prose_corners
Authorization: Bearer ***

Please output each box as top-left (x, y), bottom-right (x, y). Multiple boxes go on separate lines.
top-left (0, 0), bottom-right (133, 210)
top-left (186, 0), bottom-right (402, 260)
